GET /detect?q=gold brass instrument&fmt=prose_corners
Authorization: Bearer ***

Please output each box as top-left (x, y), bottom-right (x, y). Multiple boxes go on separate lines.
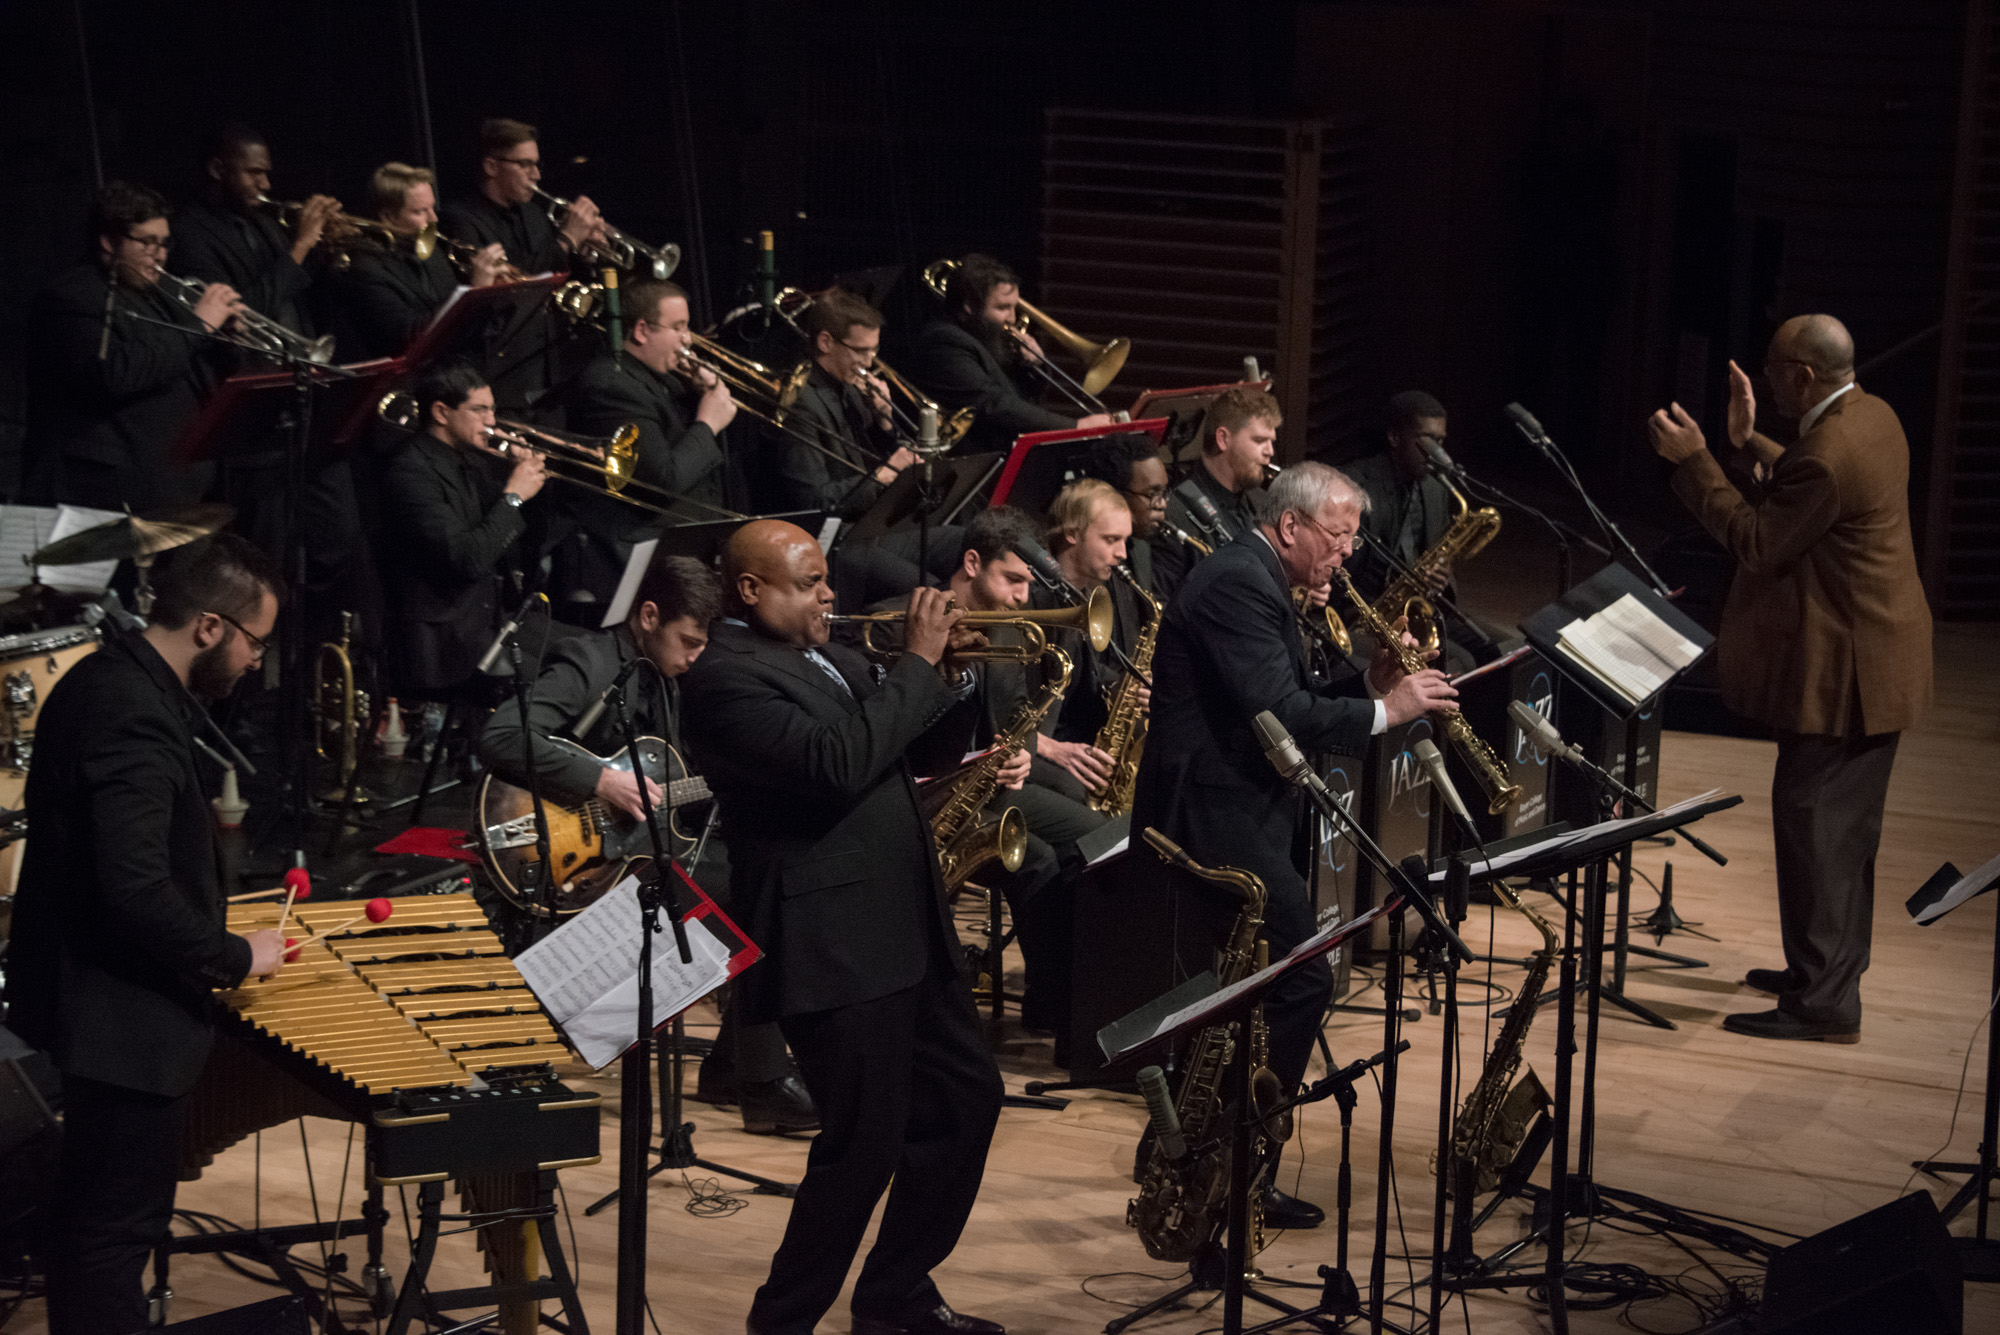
top-left (830, 584), bottom-right (1114, 665)
top-left (1129, 830), bottom-right (1291, 1261)
top-left (254, 193), bottom-right (434, 266)
top-left (1159, 520), bottom-right (1212, 557)
top-left (1448, 883), bottom-right (1558, 1200)
top-left (1292, 585), bottom-right (1353, 656)
top-left (153, 270), bottom-right (336, 365)
top-left (860, 357), bottom-right (974, 451)
top-left (688, 336), bottom-right (810, 419)
top-left (1369, 474), bottom-right (1501, 655)
top-left (1088, 566), bottom-right (1159, 816)
top-left (922, 258), bottom-right (1130, 408)
top-left (530, 185), bottom-right (680, 279)
top-left (1333, 567), bottom-right (1522, 814)
top-left (313, 611), bottom-right (369, 803)
top-left (436, 234), bottom-right (527, 284)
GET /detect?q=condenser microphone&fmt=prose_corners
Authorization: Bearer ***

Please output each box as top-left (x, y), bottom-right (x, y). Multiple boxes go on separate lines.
top-left (1135, 1065), bottom-right (1187, 1161)
top-left (1508, 700), bottom-right (1581, 765)
top-left (478, 591), bottom-right (544, 675)
top-left (1174, 479), bottom-right (1229, 546)
top-left (1254, 710), bottom-right (1329, 799)
top-left (572, 651), bottom-right (647, 738)
top-left (1503, 402), bottom-right (1555, 456)
top-left (1413, 738), bottom-right (1478, 842)
top-left (919, 404), bottom-right (939, 453)
top-left (1010, 539), bottom-right (1077, 604)
top-left (1418, 435), bottom-right (1461, 477)
top-left (1242, 355), bottom-right (1262, 383)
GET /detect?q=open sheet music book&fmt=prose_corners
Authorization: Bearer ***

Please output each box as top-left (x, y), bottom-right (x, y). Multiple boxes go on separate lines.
top-left (1554, 592), bottom-right (1704, 706)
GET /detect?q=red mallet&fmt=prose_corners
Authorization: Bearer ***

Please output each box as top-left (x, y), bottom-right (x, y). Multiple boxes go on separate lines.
top-left (317, 898), bottom-right (394, 937)
top-left (283, 937), bottom-right (301, 963)
top-left (273, 869), bottom-right (315, 937)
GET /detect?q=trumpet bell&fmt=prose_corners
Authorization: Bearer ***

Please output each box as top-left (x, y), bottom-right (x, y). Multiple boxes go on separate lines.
top-left (410, 224), bottom-right (437, 262)
top-left (1079, 582), bottom-right (1114, 652)
top-left (645, 243), bottom-right (681, 281)
top-left (378, 390), bottom-right (419, 430)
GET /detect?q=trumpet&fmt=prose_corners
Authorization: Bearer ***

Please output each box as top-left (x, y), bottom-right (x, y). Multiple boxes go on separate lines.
top-left (531, 185), bottom-right (680, 279)
top-left (153, 270), bottom-right (336, 365)
top-left (923, 258), bottom-right (1129, 414)
top-left (313, 610), bottom-right (370, 804)
top-left (831, 584), bottom-right (1114, 664)
top-left (436, 234), bottom-right (526, 284)
top-left (255, 193), bottom-right (433, 265)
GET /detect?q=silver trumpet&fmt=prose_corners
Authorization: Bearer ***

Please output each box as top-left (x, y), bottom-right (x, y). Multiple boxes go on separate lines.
top-left (154, 270), bottom-right (335, 365)
top-left (531, 186), bottom-right (680, 280)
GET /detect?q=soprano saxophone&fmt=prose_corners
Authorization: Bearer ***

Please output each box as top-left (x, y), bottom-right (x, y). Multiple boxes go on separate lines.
top-left (1087, 565), bottom-right (1160, 816)
top-left (1334, 567), bottom-right (1521, 814)
top-left (1370, 473), bottom-right (1500, 655)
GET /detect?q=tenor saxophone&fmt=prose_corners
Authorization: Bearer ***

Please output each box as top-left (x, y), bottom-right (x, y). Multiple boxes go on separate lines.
top-left (1334, 567), bottom-right (1521, 814)
top-left (1371, 473), bottom-right (1500, 654)
top-left (1087, 566), bottom-right (1160, 816)
top-left (1128, 832), bottom-right (1293, 1262)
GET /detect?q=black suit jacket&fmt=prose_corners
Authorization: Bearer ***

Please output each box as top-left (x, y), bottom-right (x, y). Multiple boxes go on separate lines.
top-left (1342, 451), bottom-right (1452, 602)
top-left (903, 320), bottom-right (1072, 453)
top-left (567, 352), bottom-right (726, 529)
top-left (3, 635), bottom-right (253, 1097)
top-left (478, 624), bottom-right (679, 803)
top-left (169, 197), bottom-right (316, 336)
top-left (380, 431), bottom-right (528, 691)
top-left (439, 193), bottom-right (574, 412)
top-left (22, 264), bottom-right (221, 511)
top-left (681, 623), bottom-right (974, 1023)
top-left (326, 243), bottom-right (459, 363)
top-left (762, 362), bottom-right (891, 518)
top-left (1131, 535), bottom-right (1374, 897)
top-left (1155, 463), bottom-right (1262, 598)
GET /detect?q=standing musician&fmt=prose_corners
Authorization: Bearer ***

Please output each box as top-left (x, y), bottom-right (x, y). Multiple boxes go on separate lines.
top-left (3, 534), bottom-right (286, 1335)
top-left (1341, 390), bottom-right (1497, 672)
top-left (904, 252), bottom-right (1112, 455)
top-left (23, 181), bottom-right (243, 511)
top-left (439, 117), bottom-right (604, 415)
top-left (1156, 384), bottom-right (1281, 595)
top-left (682, 520), bottom-right (1007, 1335)
top-left (552, 278), bottom-right (735, 618)
top-left (378, 360), bottom-right (547, 695)
top-left (1131, 463), bottom-right (1457, 1229)
top-left (1648, 314), bottom-right (1933, 1043)
top-left (476, 552), bottom-right (816, 1134)
top-left (169, 122), bottom-right (331, 343)
top-left (326, 162), bottom-right (508, 363)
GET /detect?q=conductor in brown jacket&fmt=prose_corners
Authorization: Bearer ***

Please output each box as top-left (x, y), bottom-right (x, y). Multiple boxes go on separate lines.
top-left (1648, 313), bottom-right (1932, 1042)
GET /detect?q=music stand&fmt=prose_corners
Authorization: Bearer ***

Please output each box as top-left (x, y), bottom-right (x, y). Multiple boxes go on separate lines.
top-left (839, 451), bottom-right (1004, 546)
top-left (653, 512), bottom-right (822, 565)
top-left (1126, 379), bottom-right (1271, 462)
top-left (987, 419), bottom-right (1169, 514)
top-left (1908, 853), bottom-right (2000, 1281)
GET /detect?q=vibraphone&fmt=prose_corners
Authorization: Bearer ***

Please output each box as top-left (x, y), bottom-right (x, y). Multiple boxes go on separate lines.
top-left (162, 893), bottom-right (599, 1335)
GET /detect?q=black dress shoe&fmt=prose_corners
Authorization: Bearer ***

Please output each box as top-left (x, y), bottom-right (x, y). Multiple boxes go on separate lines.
top-left (1721, 1008), bottom-right (1859, 1043)
top-left (850, 1301), bottom-right (1005, 1335)
top-left (693, 1063), bottom-right (738, 1107)
top-left (1262, 1187), bottom-right (1325, 1230)
top-left (739, 1074), bottom-right (819, 1134)
top-left (1743, 966), bottom-right (1800, 995)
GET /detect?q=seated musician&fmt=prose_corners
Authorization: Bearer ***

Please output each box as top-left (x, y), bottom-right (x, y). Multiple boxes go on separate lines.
top-left (551, 278), bottom-right (736, 619)
top-left (1078, 434), bottom-right (1176, 602)
top-left (1340, 390), bottom-right (1498, 672)
top-left (169, 122), bottom-right (329, 344)
top-left (327, 161), bottom-right (508, 362)
top-left (476, 551), bottom-right (816, 1135)
top-left (904, 252), bottom-right (1111, 454)
top-left (23, 181), bottom-right (243, 511)
top-left (1132, 463), bottom-right (1458, 1232)
top-left (3, 533), bottom-right (287, 1335)
top-left (439, 117), bottom-right (603, 415)
top-left (1156, 384), bottom-right (1280, 595)
top-left (378, 360), bottom-right (547, 695)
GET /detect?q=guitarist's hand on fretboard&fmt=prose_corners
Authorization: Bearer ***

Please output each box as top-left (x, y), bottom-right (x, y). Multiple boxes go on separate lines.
top-left (595, 767), bottom-right (666, 821)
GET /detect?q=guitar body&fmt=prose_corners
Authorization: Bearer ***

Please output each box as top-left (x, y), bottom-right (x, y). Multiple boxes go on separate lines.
top-left (475, 735), bottom-right (711, 917)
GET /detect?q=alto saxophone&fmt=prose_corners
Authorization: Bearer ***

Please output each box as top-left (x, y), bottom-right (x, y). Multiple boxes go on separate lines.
top-left (1087, 565), bottom-right (1161, 816)
top-left (1334, 567), bottom-right (1521, 814)
top-left (1370, 473), bottom-right (1500, 654)
top-left (923, 643), bottom-right (1074, 893)
top-left (1128, 832), bottom-right (1293, 1262)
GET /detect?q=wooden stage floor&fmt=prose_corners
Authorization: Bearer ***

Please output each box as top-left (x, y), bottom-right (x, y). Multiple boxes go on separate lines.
top-left (12, 625), bottom-right (1999, 1334)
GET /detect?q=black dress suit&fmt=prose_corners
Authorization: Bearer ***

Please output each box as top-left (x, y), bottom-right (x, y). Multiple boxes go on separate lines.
top-left (3, 633), bottom-right (254, 1335)
top-left (904, 319), bottom-right (1072, 454)
top-left (22, 264), bottom-right (221, 511)
top-left (1156, 461), bottom-right (1262, 598)
top-left (763, 361), bottom-right (891, 518)
top-left (326, 243), bottom-right (459, 362)
top-left (439, 193), bottom-right (572, 414)
top-left (169, 197), bottom-right (315, 337)
top-left (379, 431), bottom-right (528, 693)
top-left (681, 623), bottom-right (1002, 1334)
top-left (1131, 534), bottom-right (1376, 1094)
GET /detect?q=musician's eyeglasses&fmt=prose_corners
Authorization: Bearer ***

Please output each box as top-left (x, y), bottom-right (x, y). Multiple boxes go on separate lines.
top-left (838, 340), bottom-right (879, 360)
top-left (125, 233), bottom-right (173, 252)
top-left (1125, 486), bottom-right (1169, 506)
top-left (210, 611), bottom-right (271, 660)
top-left (489, 156), bottom-right (543, 174)
top-left (1295, 510), bottom-right (1357, 554)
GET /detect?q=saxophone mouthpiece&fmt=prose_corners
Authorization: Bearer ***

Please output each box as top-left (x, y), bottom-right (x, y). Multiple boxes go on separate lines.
top-left (1141, 827), bottom-right (1191, 867)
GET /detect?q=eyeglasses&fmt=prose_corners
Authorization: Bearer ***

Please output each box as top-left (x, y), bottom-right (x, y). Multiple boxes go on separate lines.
top-left (488, 156), bottom-right (542, 174)
top-left (838, 340), bottom-right (880, 359)
top-left (125, 233), bottom-right (173, 252)
top-left (1125, 486), bottom-right (1169, 505)
top-left (210, 611), bottom-right (270, 660)
top-left (1294, 510), bottom-right (1357, 554)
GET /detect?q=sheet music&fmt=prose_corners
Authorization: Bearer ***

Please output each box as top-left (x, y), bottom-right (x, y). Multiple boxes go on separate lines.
top-left (1555, 593), bottom-right (1700, 706)
top-left (37, 505), bottom-right (125, 593)
top-left (0, 506), bottom-right (60, 592)
top-left (602, 538), bottom-right (660, 628)
top-left (514, 874), bottom-right (734, 1068)
top-left (1429, 788), bottom-right (1727, 883)
top-left (1911, 849), bottom-right (2000, 926)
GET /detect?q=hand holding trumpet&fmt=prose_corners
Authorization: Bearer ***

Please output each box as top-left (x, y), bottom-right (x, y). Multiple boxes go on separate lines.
top-left (286, 194), bottom-right (345, 263)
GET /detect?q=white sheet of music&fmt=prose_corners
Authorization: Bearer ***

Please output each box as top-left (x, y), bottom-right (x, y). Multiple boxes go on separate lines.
top-left (514, 874), bottom-right (734, 1069)
top-left (0, 506), bottom-right (60, 592)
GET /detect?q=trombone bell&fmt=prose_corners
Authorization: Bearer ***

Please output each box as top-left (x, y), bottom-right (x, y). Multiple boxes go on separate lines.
top-left (1018, 297), bottom-right (1129, 397)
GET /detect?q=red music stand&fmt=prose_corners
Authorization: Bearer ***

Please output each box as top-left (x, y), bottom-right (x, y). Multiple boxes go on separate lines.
top-left (988, 417), bottom-right (1170, 512)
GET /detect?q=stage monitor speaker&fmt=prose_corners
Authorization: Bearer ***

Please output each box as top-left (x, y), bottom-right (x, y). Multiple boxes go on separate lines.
top-left (161, 1295), bottom-right (309, 1335)
top-left (1759, 1192), bottom-right (1961, 1335)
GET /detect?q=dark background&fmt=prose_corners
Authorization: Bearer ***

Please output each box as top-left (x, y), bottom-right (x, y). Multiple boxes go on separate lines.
top-left (0, 0), bottom-right (1974, 606)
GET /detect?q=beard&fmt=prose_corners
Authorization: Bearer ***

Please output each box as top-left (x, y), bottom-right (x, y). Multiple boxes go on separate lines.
top-left (188, 638), bottom-right (244, 702)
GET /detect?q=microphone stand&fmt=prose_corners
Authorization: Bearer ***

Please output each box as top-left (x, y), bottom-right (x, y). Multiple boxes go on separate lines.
top-left (1418, 455), bottom-right (1605, 604)
top-left (1506, 411), bottom-right (1670, 598)
top-left (498, 599), bottom-right (561, 938)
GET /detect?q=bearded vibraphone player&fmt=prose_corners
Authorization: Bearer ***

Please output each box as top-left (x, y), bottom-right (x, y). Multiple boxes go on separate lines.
top-left (3, 535), bottom-right (287, 1335)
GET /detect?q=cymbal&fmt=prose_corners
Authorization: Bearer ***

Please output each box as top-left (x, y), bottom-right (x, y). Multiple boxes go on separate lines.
top-left (32, 503), bottom-right (235, 568)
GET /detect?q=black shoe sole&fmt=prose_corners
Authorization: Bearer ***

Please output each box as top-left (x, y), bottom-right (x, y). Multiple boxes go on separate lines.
top-left (741, 1118), bottom-right (820, 1135)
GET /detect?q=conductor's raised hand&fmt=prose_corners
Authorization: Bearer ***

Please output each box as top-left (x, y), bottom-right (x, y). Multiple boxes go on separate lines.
top-left (1725, 359), bottom-right (1757, 449)
top-left (903, 586), bottom-right (962, 666)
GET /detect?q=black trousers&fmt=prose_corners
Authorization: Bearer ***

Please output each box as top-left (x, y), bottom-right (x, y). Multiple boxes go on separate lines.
top-left (1259, 868), bottom-right (1336, 1097)
top-left (49, 1074), bottom-right (183, 1335)
top-left (988, 779), bottom-right (1108, 1040)
top-left (750, 964), bottom-right (1003, 1335)
top-left (1772, 729), bottom-right (1901, 1024)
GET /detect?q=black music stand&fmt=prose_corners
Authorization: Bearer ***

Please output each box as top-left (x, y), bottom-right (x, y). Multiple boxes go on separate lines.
top-left (1908, 854), bottom-right (2000, 1281)
top-left (987, 420), bottom-right (1170, 516)
top-left (653, 511), bottom-right (822, 564)
top-left (839, 451), bottom-right (1004, 546)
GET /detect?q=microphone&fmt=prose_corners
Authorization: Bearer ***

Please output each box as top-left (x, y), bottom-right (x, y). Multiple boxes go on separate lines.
top-left (1242, 355), bottom-right (1262, 383)
top-left (1508, 700), bottom-right (1581, 765)
top-left (1135, 1065), bottom-right (1188, 1161)
top-left (1418, 435), bottom-right (1461, 477)
top-left (757, 229), bottom-right (776, 313)
top-left (1503, 401), bottom-right (1554, 455)
top-left (1010, 539), bottom-right (1077, 604)
top-left (478, 590), bottom-right (544, 675)
top-left (572, 652), bottom-right (647, 738)
top-left (1173, 479), bottom-right (1229, 546)
top-left (919, 404), bottom-right (939, 455)
top-left (1412, 738), bottom-right (1479, 843)
top-left (1254, 710), bottom-right (1331, 800)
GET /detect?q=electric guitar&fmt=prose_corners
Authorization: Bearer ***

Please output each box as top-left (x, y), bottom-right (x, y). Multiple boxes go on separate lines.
top-left (474, 735), bottom-right (711, 917)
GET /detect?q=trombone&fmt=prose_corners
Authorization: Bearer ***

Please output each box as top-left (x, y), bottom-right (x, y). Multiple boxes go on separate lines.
top-left (831, 584), bottom-right (1114, 663)
top-left (675, 344), bottom-right (888, 482)
top-left (153, 270), bottom-right (336, 365)
top-left (767, 287), bottom-right (973, 451)
top-left (531, 185), bottom-right (680, 280)
top-left (922, 259), bottom-right (1130, 416)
